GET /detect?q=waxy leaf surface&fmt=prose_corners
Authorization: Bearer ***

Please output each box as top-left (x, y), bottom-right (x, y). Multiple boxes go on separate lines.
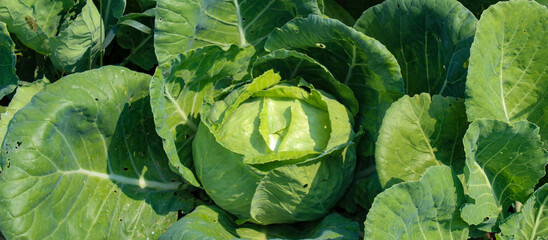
top-left (376, 93), bottom-right (467, 188)
top-left (0, 66), bottom-right (194, 239)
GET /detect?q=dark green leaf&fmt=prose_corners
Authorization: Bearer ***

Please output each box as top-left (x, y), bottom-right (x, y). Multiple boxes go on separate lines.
top-left (354, 0), bottom-right (477, 97)
top-left (154, 0), bottom-right (321, 64)
top-left (321, 0), bottom-right (355, 26)
top-left (0, 21), bottom-right (18, 99)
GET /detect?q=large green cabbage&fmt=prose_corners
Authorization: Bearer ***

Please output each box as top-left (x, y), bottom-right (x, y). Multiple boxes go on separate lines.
top-left (192, 70), bottom-right (357, 225)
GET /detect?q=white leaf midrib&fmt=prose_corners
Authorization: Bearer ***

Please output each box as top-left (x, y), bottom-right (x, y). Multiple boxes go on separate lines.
top-left (61, 169), bottom-right (181, 190)
top-left (234, 0), bottom-right (247, 46)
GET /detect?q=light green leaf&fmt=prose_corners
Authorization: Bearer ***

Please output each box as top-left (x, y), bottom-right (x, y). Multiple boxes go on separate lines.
top-left (0, 21), bottom-right (18, 99)
top-left (0, 66), bottom-right (195, 239)
top-left (159, 205), bottom-right (239, 240)
top-left (500, 184), bottom-right (548, 240)
top-left (465, 0), bottom-right (548, 142)
top-left (0, 0), bottom-right (75, 54)
top-left (50, 0), bottom-right (103, 73)
top-left (354, 0), bottom-right (477, 98)
top-left (195, 70), bottom-right (356, 224)
top-left (0, 79), bottom-right (48, 145)
top-left (461, 120), bottom-right (548, 231)
top-left (154, 0), bottom-right (320, 64)
top-left (159, 205), bottom-right (359, 240)
top-left (376, 93), bottom-right (468, 188)
top-left (265, 15), bottom-right (404, 157)
top-left (250, 145), bottom-right (356, 224)
top-left (364, 165), bottom-right (469, 239)
top-left (150, 45), bottom-right (254, 187)
top-left (252, 49), bottom-right (359, 116)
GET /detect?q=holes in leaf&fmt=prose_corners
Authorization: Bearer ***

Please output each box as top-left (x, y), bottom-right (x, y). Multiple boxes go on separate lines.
top-left (448, 104), bottom-right (452, 107)
top-left (303, 184), bottom-right (308, 188)
top-left (6, 162), bottom-right (10, 168)
top-left (94, 98), bottom-right (99, 101)
top-left (171, 179), bottom-right (176, 182)
top-left (483, 217), bottom-right (489, 221)
top-left (16, 141), bottom-right (22, 147)
top-left (158, 18), bottom-right (163, 21)
top-left (173, 192), bottom-right (177, 196)
top-left (242, 17), bottom-right (246, 22)
top-left (294, 29), bottom-right (299, 33)
top-left (114, 190), bottom-right (118, 193)
top-left (123, 167), bottom-right (128, 171)
top-left (250, 30), bottom-right (254, 34)
top-left (185, 134), bottom-right (190, 139)
top-left (397, 3), bottom-right (400, 7)
top-left (316, 43), bottom-right (326, 48)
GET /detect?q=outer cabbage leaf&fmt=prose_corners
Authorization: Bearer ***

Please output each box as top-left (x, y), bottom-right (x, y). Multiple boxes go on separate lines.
top-left (0, 0), bottom-right (75, 54)
top-left (49, 0), bottom-right (103, 73)
top-left (461, 120), bottom-right (548, 231)
top-left (354, 0), bottom-right (477, 98)
top-left (499, 184), bottom-right (548, 240)
top-left (154, 0), bottom-right (320, 64)
top-left (376, 93), bottom-right (467, 188)
top-left (0, 66), bottom-right (194, 239)
top-left (265, 15), bottom-right (404, 157)
top-left (150, 45), bottom-right (254, 187)
top-left (364, 165), bottom-right (469, 239)
top-left (465, 0), bottom-right (548, 142)
top-left (159, 205), bottom-right (359, 240)
top-left (0, 21), bottom-right (18, 99)
top-left (0, 79), bottom-right (48, 144)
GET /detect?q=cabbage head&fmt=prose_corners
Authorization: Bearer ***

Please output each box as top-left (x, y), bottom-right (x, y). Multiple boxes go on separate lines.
top-left (192, 70), bottom-right (357, 225)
